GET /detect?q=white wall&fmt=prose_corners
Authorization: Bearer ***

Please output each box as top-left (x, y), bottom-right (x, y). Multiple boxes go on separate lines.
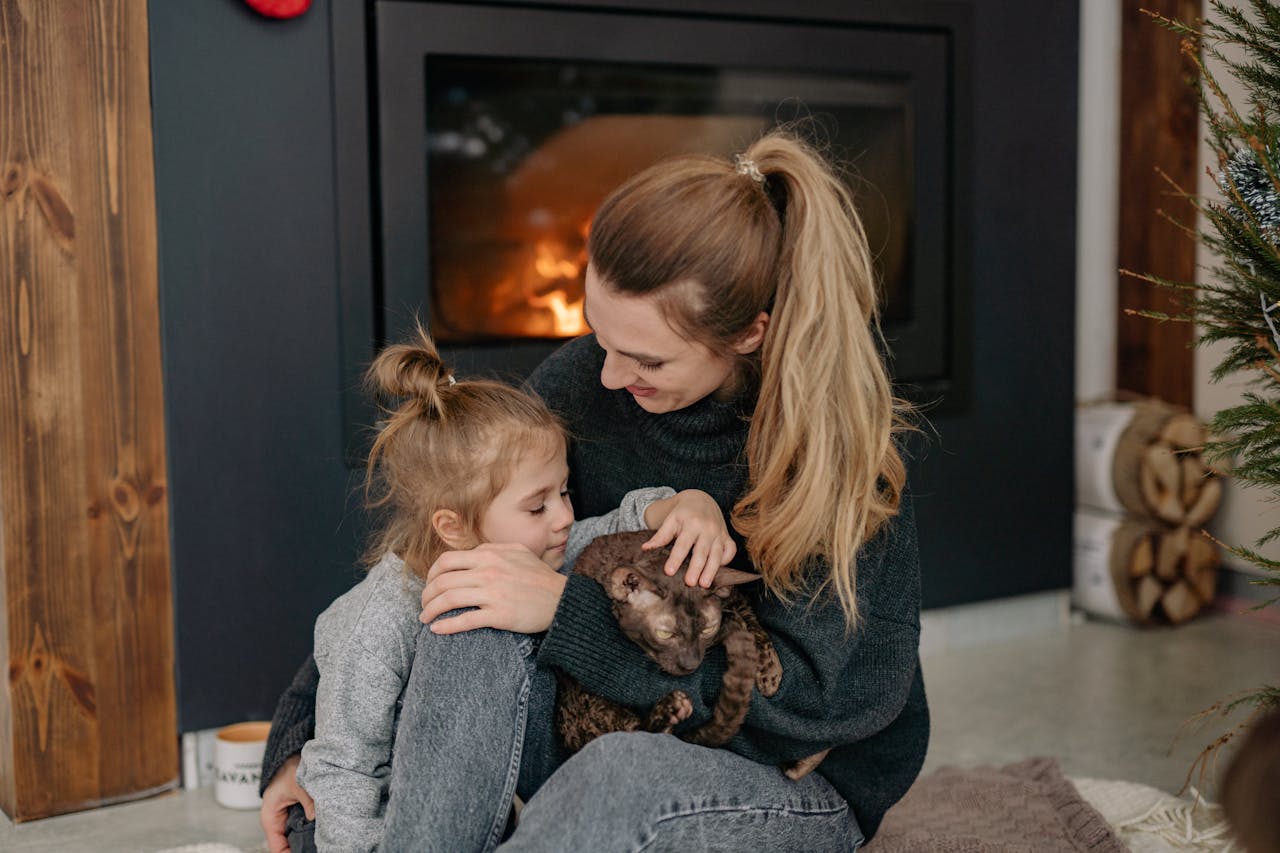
top-left (1076, 0), bottom-right (1121, 403)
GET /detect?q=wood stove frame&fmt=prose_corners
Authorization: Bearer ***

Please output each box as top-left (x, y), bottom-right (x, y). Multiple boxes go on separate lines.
top-left (331, 0), bottom-right (973, 456)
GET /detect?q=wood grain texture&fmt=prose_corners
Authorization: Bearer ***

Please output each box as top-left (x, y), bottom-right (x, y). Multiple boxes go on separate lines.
top-left (1116, 0), bottom-right (1200, 406)
top-left (0, 0), bottom-right (178, 821)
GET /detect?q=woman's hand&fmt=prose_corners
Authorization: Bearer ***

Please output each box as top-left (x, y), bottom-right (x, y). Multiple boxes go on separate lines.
top-left (260, 754), bottom-right (314, 853)
top-left (420, 543), bottom-right (568, 634)
top-left (642, 489), bottom-right (737, 588)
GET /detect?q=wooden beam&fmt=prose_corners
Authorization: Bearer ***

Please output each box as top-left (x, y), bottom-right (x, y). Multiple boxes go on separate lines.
top-left (1116, 0), bottom-right (1201, 406)
top-left (0, 0), bottom-right (178, 820)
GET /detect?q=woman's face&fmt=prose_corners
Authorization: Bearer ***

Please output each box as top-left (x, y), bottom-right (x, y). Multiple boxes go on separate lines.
top-left (584, 265), bottom-right (739, 414)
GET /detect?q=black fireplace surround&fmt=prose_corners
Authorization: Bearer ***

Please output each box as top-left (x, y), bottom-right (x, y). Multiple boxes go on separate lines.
top-left (336, 0), bottom-right (972, 448)
top-left (148, 0), bottom-right (1076, 730)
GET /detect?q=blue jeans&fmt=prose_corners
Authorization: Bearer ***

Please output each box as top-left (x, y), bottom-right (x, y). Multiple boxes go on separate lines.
top-left (380, 618), bottom-right (862, 852)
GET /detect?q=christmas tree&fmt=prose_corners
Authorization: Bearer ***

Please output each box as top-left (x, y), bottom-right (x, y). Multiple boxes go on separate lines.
top-left (1131, 0), bottom-right (1280, 783)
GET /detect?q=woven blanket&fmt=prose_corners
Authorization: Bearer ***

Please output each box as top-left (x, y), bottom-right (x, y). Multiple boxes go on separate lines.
top-left (864, 757), bottom-right (1127, 853)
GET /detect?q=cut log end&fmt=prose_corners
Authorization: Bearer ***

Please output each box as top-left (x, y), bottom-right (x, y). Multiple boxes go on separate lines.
top-left (1130, 534), bottom-right (1156, 578)
top-left (1158, 413), bottom-right (1207, 450)
top-left (1160, 580), bottom-right (1201, 625)
top-left (1134, 574), bottom-right (1165, 622)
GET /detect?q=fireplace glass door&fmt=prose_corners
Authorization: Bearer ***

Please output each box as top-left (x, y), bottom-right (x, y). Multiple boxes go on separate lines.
top-left (426, 58), bottom-right (912, 345)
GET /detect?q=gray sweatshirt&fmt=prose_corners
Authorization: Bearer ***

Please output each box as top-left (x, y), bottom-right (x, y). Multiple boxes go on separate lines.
top-left (296, 486), bottom-right (674, 853)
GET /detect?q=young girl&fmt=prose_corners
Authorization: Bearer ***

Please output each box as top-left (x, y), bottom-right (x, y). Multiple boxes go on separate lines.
top-left (294, 328), bottom-right (734, 853)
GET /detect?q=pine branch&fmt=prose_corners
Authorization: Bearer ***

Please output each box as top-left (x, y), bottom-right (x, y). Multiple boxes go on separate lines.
top-left (1176, 685), bottom-right (1280, 796)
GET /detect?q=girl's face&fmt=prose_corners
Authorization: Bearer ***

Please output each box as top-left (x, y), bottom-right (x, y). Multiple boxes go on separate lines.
top-left (584, 265), bottom-right (742, 414)
top-left (479, 440), bottom-right (575, 569)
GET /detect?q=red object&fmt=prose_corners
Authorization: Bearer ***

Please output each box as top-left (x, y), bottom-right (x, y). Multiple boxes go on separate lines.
top-left (245, 0), bottom-right (312, 19)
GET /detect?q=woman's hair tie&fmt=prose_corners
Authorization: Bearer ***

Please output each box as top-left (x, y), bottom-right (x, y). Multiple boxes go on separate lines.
top-left (734, 154), bottom-right (766, 184)
top-left (446, 374), bottom-right (457, 387)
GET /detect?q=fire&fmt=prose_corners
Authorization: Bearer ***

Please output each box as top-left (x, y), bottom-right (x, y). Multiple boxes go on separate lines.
top-left (436, 227), bottom-right (590, 341)
top-left (534, 242), bottom-right (581, 281)
top-left (521, 238), bottom-right (587, 336)
top-left (529, 289), bottom-right (586, 337)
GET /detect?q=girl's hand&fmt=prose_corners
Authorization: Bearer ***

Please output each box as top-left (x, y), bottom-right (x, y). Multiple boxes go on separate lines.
top-left (420, 543), bottom-right (568, 634)
top-left (642, 489), bottom-right (737, 588)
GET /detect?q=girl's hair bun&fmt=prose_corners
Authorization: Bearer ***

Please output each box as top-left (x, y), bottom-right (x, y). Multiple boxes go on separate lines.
top-left (366, 323), bottom-right (452, 414)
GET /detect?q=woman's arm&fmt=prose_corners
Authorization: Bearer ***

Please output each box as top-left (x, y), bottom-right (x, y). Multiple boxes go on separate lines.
top-left (259, 754), bottom-right (313, 853)
top-left (260, 654), bottom-right (319, 795)
top-left (536, 495), bottom-right (923, 766)
top-left (421, 486), bottom-right (735, 632)
top-left (259, 655), bottom-right (319, 853)
top-left (418, 543), bottom-right (567, 635)
top-left (562, 486), bottom-right (675, 569)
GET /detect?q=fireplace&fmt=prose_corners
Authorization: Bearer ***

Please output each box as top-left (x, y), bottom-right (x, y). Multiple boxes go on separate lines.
top-left (336, 0), bottom-right (970, 447)
top-left (155, 0), bottom-right (1082, 730)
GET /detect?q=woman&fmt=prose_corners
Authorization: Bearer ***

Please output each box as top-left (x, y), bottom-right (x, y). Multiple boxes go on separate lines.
top-left (260, 130), bottom-right (928, 852)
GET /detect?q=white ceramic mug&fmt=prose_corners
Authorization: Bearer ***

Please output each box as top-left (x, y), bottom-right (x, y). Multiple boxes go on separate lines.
top-left (214, 721), bottom-right (272, 809)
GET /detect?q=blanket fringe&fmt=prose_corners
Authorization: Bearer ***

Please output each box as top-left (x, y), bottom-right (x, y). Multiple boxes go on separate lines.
top-left (1073, 777), bottom-right (1239, 852)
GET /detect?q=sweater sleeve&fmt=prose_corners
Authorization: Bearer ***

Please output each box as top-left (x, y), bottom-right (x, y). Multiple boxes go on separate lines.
top-left (298, 645), bottom-right (403, 853)
top-left (562, 486), bottom-right (676, 570)
top-left (537, 493), bottom-right (923, 766)
top-left (260, 654), bottom-right (319, 795)
top-left (296, 562), bottom-right (421, 853)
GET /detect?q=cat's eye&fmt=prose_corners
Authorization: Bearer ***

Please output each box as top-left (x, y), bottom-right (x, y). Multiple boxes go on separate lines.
top-left (654, 630), bottom-right (674, 640)
top-left (701, 626), bottom-right (717, 636)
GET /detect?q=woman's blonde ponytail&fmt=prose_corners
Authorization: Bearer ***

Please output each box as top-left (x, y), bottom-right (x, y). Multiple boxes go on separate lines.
top-left (732, 134), bottom-right (909, 627)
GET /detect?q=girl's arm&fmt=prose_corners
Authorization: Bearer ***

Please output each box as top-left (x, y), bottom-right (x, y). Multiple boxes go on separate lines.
top-left (561, 486), bottom-right (675, 569)
top-left (299, 643), bottom-right (404, 853)
top-left (297, 559), bottom-right (422, 853)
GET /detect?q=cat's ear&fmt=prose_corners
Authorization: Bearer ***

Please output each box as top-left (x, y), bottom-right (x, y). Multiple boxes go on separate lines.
top-left (608, 567), bottom-right (661, 602)
top-left (711, 568), bottom-right (762, 598)
top-left (431, 509), bottom-right (477, 549)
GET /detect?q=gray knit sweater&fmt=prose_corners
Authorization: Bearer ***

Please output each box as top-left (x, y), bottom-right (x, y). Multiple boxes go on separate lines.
top-left (262, 334), bottom-right (928, 841)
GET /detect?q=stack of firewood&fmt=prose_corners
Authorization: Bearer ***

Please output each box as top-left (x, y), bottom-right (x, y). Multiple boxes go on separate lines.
top-left (1074, 400), bottom-right (1222, 625)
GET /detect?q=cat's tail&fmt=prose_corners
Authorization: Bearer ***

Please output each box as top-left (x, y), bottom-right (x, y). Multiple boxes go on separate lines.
top-left (681, 623), bottom-right (758, 748)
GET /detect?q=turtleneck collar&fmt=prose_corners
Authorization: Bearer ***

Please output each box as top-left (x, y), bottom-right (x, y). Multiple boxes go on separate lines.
top-left (597, 370), bottom-right (756, 465)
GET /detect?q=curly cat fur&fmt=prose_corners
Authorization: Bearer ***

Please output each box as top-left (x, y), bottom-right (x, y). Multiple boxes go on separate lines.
top-left (556, 531), bottom-right (826, 777)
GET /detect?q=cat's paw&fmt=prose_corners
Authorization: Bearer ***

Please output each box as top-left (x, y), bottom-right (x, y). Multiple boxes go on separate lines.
top-left (756, 659), bottom-right (783, 697)
top-left (668, 691), bottom-right (693, 723)
top-left (648, 690), bottom-right (694, 732)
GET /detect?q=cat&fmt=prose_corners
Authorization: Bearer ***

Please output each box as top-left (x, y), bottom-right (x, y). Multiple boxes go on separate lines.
top-left (555, 530), bottom-right (829, 780)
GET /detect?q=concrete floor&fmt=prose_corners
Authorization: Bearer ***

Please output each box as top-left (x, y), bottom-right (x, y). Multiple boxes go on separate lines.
top-left (3, 602), bottom-right (1276, 853)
